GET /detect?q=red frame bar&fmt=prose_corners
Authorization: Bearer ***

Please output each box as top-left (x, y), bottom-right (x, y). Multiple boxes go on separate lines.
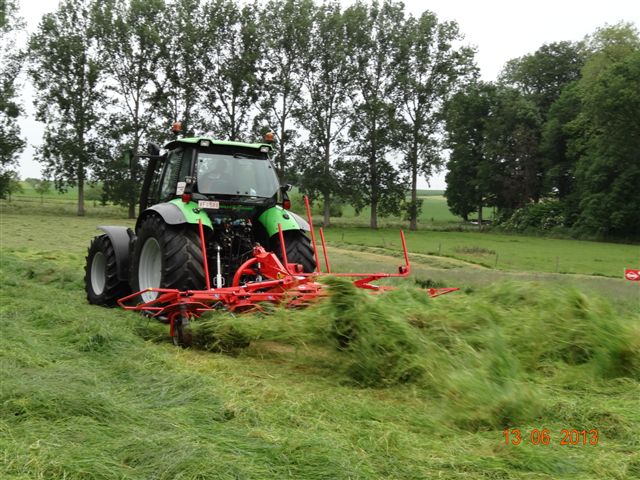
top-left (303, 196), bottom-right (321, 272)
top-left (277, 223), bottom-right (292, 274)
top-left (319, 227), bottom-right (331, 273)
top-left (198, 219), bottom-right (212, 290)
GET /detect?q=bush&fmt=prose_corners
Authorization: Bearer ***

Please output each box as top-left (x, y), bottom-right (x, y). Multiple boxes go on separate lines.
top-left (499, 200), bottom-right (567, 232)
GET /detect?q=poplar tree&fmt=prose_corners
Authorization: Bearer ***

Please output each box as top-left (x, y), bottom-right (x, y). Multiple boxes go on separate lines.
top-left (295, 1), bottom-right (353, 227)
top-left (29, 0), bottom-right (103, 216)
top-left (201, 0), bottom-right (261, 141)
top-left (0, 0), bottom-right (25, 198)
top-left (395, 11), bottom-right (475, 230)
top-left (256, 0), bottom-right (314, 178)
top-left (92, 0), bottom-right (165, 218)
top-left (344, 0), bottom-right (405, 229)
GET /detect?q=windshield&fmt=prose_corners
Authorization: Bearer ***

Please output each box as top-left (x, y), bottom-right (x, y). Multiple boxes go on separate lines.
top-left (196, 153), bottom-right (280, 198)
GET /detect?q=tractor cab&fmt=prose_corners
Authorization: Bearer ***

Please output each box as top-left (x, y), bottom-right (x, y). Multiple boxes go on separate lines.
top-left (142, 137), bottom-right (282, 213)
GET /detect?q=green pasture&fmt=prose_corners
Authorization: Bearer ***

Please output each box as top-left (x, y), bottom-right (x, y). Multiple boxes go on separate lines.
top-left (321, 228), bottom-right (639, 278)
top-left (1, 206), bottom-right (639, 479)
top-left (297, 193), bottom-right (494, 227)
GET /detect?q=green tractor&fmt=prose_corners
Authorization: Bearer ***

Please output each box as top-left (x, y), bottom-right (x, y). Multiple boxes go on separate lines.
top-left (84, 133), bottom-right (315, 306)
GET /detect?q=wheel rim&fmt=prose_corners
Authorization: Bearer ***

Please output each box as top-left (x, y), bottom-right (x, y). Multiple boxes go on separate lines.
top-left (139, 237), bottom-right (162, 302)
top-left (90, 251), bottom-right (107, 295)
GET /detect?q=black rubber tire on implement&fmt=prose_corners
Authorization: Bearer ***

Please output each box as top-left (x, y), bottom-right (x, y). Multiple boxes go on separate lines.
top-left (85, 234), bottom-right (131, 306)
top-left (130, 214), bottom-right (206, 300)
top-left (270, 230), bottom-right (316, 273)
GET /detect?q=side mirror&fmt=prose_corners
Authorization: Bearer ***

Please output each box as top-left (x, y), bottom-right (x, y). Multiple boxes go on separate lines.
top-left (147, 142), bottom-right (161, 156)
top-left (281, 183), bottom-right (292, 192)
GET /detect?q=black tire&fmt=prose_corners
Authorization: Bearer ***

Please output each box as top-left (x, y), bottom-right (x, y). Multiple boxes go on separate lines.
top-left (130, 214), bottom-right (206, 301)
top-left (270, 230), bottom-right (316, 273)
top-left (85, 234), bottom-right (131, 306)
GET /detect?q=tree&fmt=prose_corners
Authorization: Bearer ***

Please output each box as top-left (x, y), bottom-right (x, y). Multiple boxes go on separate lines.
top-left (29, 0), bottom-right (104, 216)
top-left (0, 0), bottom-right (25, 199)
top-left (294, 1), bottom-right (353, 227)
top-left (444, 82), bottom-right (495, 222)
top-left (1, 170), bottom-right (22, 201)
top-left (256, 0), bottom-right (314, 178)
top-left (483, 86), bottom-right (542, 211)
top-left (92, 0), bottom-right (166, 218)
top-left (540, 82), bottom-right (581, 203)
top-left (572, 51), bottom-right (640, 237)
top-left (33, 178), bottom-right (52, 204)
top-left (152, 0), bottom-right (207, 136)
top-left (201, 0), bottom-right (261, 141)
top-left (344, 0), bottom-right (406, 229)
top-left (500, 41), bottom-right (585, 114)
top-left (395, 11), bottom-right (475, 229)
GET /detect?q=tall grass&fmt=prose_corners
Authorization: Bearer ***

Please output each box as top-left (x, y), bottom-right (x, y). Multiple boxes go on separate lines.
top-left (2, 215), bottom-right (640, 478)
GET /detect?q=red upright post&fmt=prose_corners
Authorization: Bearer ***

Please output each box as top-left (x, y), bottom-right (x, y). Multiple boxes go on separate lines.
top-left (319, 227), bottom-right (331, 273)
top-left (303, 195), bottom-right (321, 272)
top-left (198, 219), bottom-right (212, 290)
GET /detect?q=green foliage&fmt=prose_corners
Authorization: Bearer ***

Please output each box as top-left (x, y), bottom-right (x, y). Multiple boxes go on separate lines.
top-left (444, 82), bottom-right (495, 221)
top-left (256, 0), bottom-right (315, 176)
top-left (342, 0), bottom-right (407, 228)
top-left (0, 170), bottom-right (22, 199)
top-left (0, 0), bottom-right (24, 199)
top-left (395, 10), bottom-right (475, 230)
top-left (498, 200), bottom-right (567, 233)
top-left (92, 0), bottom-right (166, 217)
top-left (293, 1), bottom-right (352, 227)
top-left (573, 49), bottom-right (640, 237)
top-left (202, 0), bottom-right (262, 142)
top-left (500, 41), bottom-right (585, 113)
top-left (28, 0), bottom-right (104, 216)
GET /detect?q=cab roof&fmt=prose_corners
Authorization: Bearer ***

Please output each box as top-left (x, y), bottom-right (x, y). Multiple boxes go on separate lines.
top-left (163, 136), bottom-right (273, 151)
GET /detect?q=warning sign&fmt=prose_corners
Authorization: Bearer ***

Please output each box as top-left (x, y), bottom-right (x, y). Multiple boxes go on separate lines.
top-left (624, 269), bottom-right (640, 281)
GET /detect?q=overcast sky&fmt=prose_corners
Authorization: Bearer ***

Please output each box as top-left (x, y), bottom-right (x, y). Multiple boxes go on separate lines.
top-left (15, 0), bottom-right (640, 189)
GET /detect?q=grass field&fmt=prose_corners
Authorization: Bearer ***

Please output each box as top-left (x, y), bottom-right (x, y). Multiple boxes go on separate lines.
top-left (1, 204), bottom-right (639, 479)
top-left (322, 228), bottom-right (639, 278)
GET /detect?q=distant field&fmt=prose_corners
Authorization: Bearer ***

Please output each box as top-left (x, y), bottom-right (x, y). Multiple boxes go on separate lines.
top-left (321, 227), bottom-right (639, 278)
top-left (298, 194), bottom-right (493, 228)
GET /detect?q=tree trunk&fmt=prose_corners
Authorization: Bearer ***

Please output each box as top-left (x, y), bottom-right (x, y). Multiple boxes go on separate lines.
top-left (370, 200), bottom-right (378, 229)
top-left (77, 177), bottom-right (85, 217)
top-left (478, 202), bottom-right (483, 231)
top-left (323, 192), bottom-right (331, 228)
top-left (128, 202), bottom-right (135, 219)
top-left (410, 157), bottom-right (418, 231)
top-left (370, 135), bottom-right (378, 229)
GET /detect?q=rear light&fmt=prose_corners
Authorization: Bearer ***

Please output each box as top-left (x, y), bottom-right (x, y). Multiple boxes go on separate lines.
top-left (283, 199), bottom-right (291, 210)
top-left (181, 193), bottom-right (192, 203)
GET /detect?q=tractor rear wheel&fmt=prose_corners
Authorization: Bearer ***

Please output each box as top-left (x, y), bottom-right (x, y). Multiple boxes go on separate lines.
top-left (130, 215), bottom-right (206, 302)
top-left (271, 230), bottom-right (316, 273)
top-left (85, 234), bottom-right (131, 306)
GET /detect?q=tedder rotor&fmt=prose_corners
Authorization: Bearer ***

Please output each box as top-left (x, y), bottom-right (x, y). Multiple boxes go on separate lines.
top-left (84, 127), bottom-right (457, 345)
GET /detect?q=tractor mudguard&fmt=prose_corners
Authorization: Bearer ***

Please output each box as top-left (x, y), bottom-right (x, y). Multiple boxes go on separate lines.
top-left (258, 206), bottom-right (309, 237)
top-left (136, 199), bottom-right (213, 231)
top-left (97, 226), bottom-right (135, 282)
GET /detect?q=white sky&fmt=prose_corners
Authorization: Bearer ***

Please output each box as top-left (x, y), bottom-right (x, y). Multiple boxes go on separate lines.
top-left (15, 0), bottom-right (640, 189)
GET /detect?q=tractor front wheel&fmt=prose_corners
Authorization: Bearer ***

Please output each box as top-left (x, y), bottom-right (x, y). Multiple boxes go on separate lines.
top-left (85, 234), bottom-right (131, 306)
top-left (130, 215), bottom-right (206, 302)
top-left (271, 230), bottom-right (316, 273)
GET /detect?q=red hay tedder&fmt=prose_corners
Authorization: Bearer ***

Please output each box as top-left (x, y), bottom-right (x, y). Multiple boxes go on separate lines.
top-left (117, 197), bottom-right (458, 345)
top-left (84, 133), bottom-right (457, 345)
